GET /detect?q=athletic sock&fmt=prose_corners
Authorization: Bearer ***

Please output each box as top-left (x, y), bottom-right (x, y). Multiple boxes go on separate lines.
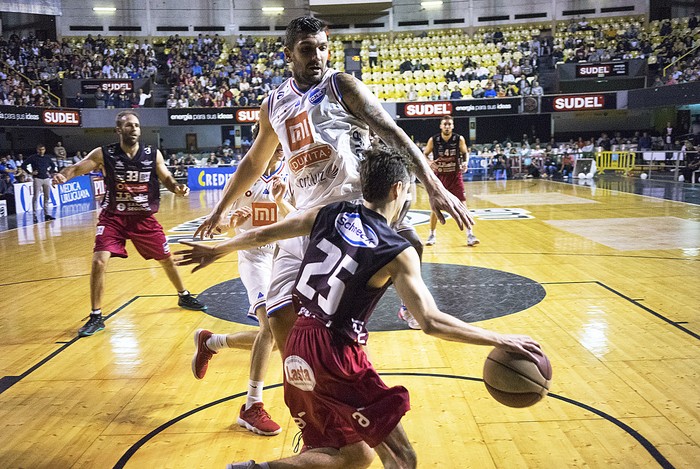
top-left (205, 333), bottom-right (228, 352)
top-left (429, 229), bottom-right (436, 236)
top-left (467, 228), bottom-right (474, 236)
top-left (91, 309), bottom-right (102, 317)
top-left (246, 380), bottom-right (264, 410)
top-left (178, 290), bottom-right (190, 297)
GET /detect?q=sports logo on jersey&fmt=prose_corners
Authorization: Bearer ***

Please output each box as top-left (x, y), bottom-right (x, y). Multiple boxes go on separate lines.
top-left (308, 87), bottom-right (326, 106)
top-left (284, 355), bottom-right (316, 392)
top-left (288, 144), bottom-right (332, 174)
top-left (252, 201), bottom-right (278, 226)
top-left (285, 111), bottom-right (314, 151)
top-left (335, 212), bottom-right (378, 248)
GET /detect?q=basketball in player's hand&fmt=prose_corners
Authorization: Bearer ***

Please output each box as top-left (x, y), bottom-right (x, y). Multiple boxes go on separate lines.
top-left (483, 347), bottom-right (552, 408)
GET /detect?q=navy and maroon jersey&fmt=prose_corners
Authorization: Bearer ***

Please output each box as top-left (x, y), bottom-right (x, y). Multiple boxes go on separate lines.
top-left (101, 142), bottom-right (160, 215)
top-left (431, 132), bottom-right (463, 174)
top-left (292, 201), bottom-right (411, 345)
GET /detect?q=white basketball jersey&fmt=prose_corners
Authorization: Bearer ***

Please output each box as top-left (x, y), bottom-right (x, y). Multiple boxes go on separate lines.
top-left (268, 69), bottom-right (370, 210)
top-left (231, 160), bottom-right (289, 244)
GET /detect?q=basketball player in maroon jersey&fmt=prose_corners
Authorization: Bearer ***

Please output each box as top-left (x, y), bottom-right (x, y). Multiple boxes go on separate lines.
top-left (423, 115), bottom-right (479, 247)
top-left (52, 110), bottom-right (206, 337)
top-left (177, 145), bottom-right (541, 469)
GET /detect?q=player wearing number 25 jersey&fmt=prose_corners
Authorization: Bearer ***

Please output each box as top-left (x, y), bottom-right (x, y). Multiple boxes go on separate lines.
top-left (284, 201), bottom-right (412, 449)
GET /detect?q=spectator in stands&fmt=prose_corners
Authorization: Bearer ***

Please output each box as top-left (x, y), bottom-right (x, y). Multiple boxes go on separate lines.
top-left (543, 154), bottom-right (558, 178)
top-left (681, 142), bottom-right (699, 183)
top-left (94, 88), bottom-right (106, 109)
top-left (206, 152), bottom-right (219, 166)
top-left (106, 89), bottom-right (117, 109)
top-left (72, 151), bottom-right (83, 164)
top-left (450, 86), bottom-right (463, 100)
top-left (116, 89), bottom-right (130, 108)
top-left (0, 154), bottom-right (17, 184)
top-left (439, 85), bottom-right (451, 100)
top-left (129, 92), bottom-right (140, 108)
top-left (472, 83), bottom-right (485, 98)
top-left (368, 40), bottom-right (378, 68)
top-left (53, 141), bottom-right (69, 169)
top-left (530, 80), bottom-right (544, 96)
top-left (74, 93), bottom-right (84, 108)
top-left (183, 154), bottom-right (196, 166)
top-left (0, 171), bottom-right (15, 214)
top-left (166, 94), bottom-right (177, 108)
top-left (138, 88), bottom-right (152, 107)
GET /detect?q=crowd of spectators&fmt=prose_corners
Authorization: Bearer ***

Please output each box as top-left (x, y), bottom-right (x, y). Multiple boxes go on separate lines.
top-left (0, 32), bottom-right (158, 106)
top-left (163, 33), bottom-right (291, 108)
top-left (0, 14), bottom-right (698, 109)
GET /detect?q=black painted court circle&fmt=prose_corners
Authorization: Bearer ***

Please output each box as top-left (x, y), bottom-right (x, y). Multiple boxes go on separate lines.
top-left (197, 264), bottom-right (546, 330)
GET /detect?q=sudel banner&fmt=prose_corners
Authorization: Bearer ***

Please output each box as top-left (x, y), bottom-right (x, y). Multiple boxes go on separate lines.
top-left (0, 106), bottom-right (81, 127)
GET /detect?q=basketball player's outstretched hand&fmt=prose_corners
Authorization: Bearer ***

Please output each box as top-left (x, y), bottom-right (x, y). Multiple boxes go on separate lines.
top-left (496, 334), bottom-right (542, 363)
top-left (195, 210), bottom-right (225, 239)
top-left (174, 241), bottom-right (226, 273)
top-left (427, 185), bottom-right (474, 230)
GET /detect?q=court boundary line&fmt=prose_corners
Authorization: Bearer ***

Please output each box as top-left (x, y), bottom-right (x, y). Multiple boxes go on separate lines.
top-left (1, 279), bottom-right (696, 396)
top-left (542, 280), bottom-right (700, 340)
top-left (112, 375), bottom-right (675, 469)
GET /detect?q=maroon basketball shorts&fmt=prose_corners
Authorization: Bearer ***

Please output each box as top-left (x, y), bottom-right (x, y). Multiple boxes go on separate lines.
top-left (94, 210), bottom-right (170, 261)
top-left (437, 172), bottom-right (466, 202)
top-left (283, 317), bottom-right (411, 449)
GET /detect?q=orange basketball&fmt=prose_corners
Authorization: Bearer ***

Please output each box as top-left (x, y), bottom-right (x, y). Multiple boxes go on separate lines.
top-left (483, 348), bottom-right (552, 408)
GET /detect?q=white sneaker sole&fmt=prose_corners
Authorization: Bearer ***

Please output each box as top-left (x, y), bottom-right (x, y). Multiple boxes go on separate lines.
top-left (237, 417), bottom-right (282, 436)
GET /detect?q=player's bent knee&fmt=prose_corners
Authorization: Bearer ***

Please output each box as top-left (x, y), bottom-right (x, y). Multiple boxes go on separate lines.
top-left (339, 442), bottom-right (375, 469)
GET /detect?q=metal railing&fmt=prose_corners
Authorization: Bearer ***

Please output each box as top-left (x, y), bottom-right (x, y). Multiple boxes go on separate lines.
top-left (662, 42), bottom-right (700, 77)
top-left (0, 59), bottom-right (62, 106)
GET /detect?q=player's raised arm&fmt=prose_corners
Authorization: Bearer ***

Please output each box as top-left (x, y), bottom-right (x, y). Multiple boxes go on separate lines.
top-left (52, 147), bottom-right (103, 186)
top-left (176, 205), bottom-right (322, 273)
top-left (195, 99), bottom-right (281, 239)
top-left (335, 73), bottom-right (474, 230)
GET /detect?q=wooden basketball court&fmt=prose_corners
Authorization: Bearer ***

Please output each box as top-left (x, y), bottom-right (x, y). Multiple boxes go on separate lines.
top-left (0, 177), bottom-right (698, 468)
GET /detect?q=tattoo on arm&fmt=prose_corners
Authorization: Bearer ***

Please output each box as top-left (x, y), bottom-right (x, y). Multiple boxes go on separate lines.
top-left (336, 73), bottom-right (436, 184)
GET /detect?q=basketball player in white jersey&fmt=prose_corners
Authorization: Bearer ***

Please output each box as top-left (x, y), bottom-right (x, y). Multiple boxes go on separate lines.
top-left (194, 16), bottom-right (474, 354)
top-left (192, 134), bottom-right (294, 436)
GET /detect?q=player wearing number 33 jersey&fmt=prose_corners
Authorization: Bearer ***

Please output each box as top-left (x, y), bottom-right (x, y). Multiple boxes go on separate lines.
top-left (284, 201), bottom-right (412, 449)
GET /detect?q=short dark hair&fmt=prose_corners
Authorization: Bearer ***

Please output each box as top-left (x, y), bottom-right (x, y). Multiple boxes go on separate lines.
top-left (285, 16), bottom-right (327, 50)
top-left (360, 144), bottom-right (414, 203)
top-left (441, 115), bottom-right (454, 123)
top-left (116, 110), bottom-right (139, 127)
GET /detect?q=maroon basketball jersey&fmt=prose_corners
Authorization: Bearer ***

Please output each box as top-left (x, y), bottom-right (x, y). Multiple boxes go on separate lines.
top-left (292, 201), bottom-right (411, 345)
top-left (431, 132), bottom-right (463, 174)
top-left (101, 142), bottom-right (160, 215)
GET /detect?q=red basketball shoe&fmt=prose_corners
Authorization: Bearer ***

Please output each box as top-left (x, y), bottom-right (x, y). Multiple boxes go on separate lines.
top-left (192, 329), bottom-right (216, 379)
top-left (237, 403), bottom-right (281, 436)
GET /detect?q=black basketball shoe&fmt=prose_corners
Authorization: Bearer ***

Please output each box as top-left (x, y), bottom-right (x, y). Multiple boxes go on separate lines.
top-left (78, 314), bottom-right (105, 337)
top-left (178, 293), bottom-right (207, 311)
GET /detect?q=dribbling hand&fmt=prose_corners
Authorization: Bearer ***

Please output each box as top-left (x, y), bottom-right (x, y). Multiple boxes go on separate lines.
top-left (496, 334), bottom-right (542, 363)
